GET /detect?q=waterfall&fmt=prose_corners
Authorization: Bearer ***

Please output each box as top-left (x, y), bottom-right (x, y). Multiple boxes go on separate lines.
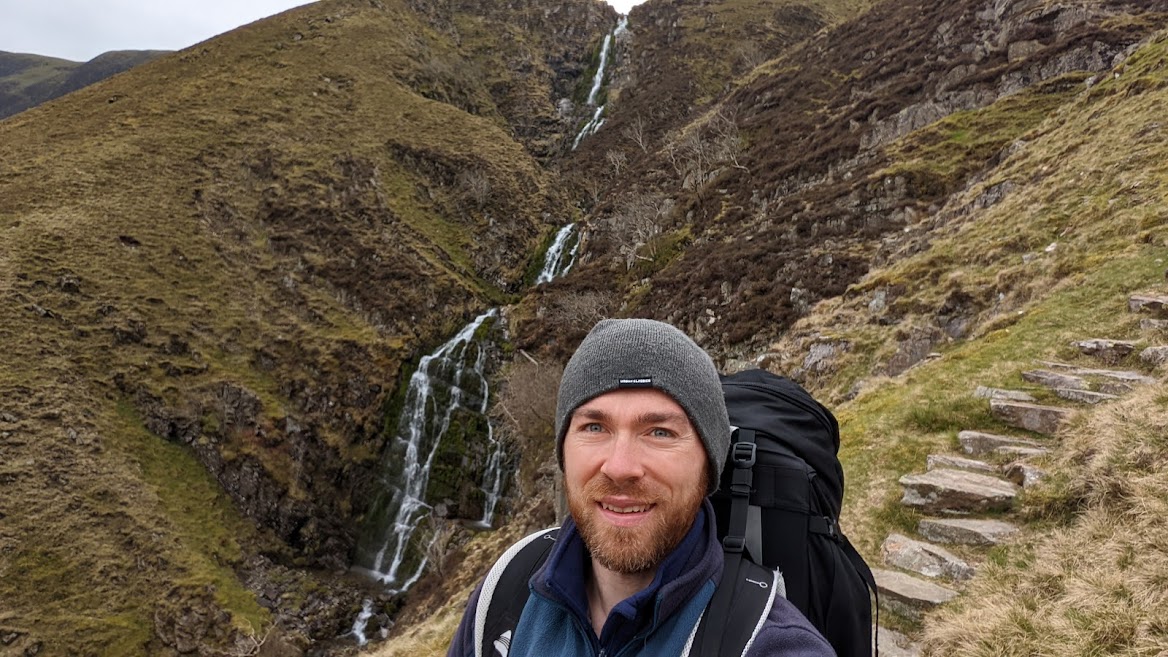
top-left (350, 600), bottom-right (375, 646)
top-left (572, 17), bottom-right (628, 150)
top-left (353, 310), bottom-right (497, 590)
top-left (535, 224), bottom-right (580, 284)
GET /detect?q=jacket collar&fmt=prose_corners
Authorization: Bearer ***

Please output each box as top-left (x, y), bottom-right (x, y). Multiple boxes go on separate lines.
top-left (532, 499), bottom-right (723, 646)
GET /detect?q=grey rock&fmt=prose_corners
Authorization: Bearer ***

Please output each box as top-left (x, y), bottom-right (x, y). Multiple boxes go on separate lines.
top-left (1099, 381), bottom-right (1136, 395)
top-left (1073, 339), bottom-right (1136, 361)
top-left (958, 430), bottom-right (1042, 455)
top-left (990, 400), bottom-right (1074, 435)
top-left (0, 412), bottom-right (18, 424)
top-left (1055, 388), bottom-right (1120, 404)
top-left (927, 453), bottom-right (997, 473)
top-left (1140, 346), bottom-right (1168, 366)
top-left (875, 627), bottom-right (921, 657)
top-left (1005, 462), bottom-right (1047, 488)
top-left (918, 518), bottom-right (1019, 546)
top-left (974, 386), bottom-right (1035, 401)
top-left (1022, 369), bottom-right (1088, 390)
top-left (885, 327), bottom-right (945, 377)
top-left (1037, 361), bottom-right (1158, 384)
top-left (1141, 319), bottom-right (1168, 331)
top-left (1129, 294), bottom-right (1168, 316)
top-left (873, 568), bottom-right (958, 620)
top-left (995, 445), bottom-right (1050, 458)
top-left (900, 468), bottom-right (1018, 514)
top-left (882, 533), bottom-right (975, 580)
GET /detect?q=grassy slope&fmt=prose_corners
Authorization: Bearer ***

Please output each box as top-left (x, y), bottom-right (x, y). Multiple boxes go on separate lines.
top-left (769, 29), bottom-right (1168, 648)
top-left (0, 0), bottom-right (579, 653)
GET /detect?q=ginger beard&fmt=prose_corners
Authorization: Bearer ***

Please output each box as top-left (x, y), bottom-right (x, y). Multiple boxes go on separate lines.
top-left (567, 466), bottom-right (708, 575)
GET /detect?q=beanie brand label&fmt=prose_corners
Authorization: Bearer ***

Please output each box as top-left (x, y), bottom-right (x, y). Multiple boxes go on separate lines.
top-left (618, 377), bottom-right (653, 387)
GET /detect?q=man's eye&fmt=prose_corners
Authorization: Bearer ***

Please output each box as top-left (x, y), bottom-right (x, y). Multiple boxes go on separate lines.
top-left (651, 428), bottom-right (674, 438)
top-left (583, 422), bottom-right (603, 432)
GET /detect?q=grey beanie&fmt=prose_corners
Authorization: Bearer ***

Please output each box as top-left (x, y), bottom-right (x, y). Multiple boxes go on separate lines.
top-left (555, 318), bottom-right (731, 494)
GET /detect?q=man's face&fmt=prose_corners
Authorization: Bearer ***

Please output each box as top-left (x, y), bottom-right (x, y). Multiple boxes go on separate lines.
top-left (563, 387), bottom-right (708, 575)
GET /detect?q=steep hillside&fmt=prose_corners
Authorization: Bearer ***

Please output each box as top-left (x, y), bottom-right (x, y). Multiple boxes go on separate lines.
top-left (0, 0), bottom-right (607, 654)
top-left (374, 0), bottom-right (1168, 655)
top-left (0, 50), bottom-right (167, 119)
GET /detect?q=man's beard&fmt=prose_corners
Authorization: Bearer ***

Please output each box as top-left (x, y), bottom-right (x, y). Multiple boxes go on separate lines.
top-left (568, 473), bottom-right (707, 574)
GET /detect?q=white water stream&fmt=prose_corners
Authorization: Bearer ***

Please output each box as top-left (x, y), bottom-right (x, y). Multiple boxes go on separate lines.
top-left (572, 17), bottom-right (628, 150)
top-left (535, 223), bottom-right (580, 284)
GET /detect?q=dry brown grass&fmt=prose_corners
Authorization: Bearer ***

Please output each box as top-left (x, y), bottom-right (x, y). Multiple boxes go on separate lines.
top-left (923, 385), bottom-right (1168, 656)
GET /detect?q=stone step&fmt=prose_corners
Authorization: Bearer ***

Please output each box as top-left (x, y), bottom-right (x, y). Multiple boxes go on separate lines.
top-left (918, 518), bottom-right (1019, 546)
top-left (882, 533), bottom-right (975, 581)
top-left (990, 399), bottom-right (1074, 435)
top-left (927, 453), bottom-right (997, 474)
top-left (900, 468), bottom-right (1018, 514)
top-left (875, 627), bottom-right (922, 657)
top-left (974, 386), bottom-right (1035, 402)
top-left (1005, 462), bottom-right (1046, 488)
top-left (994, 444), bottom-right (1050, 458)
top-left (1073, 339), bottom-right (1137, 361)
top-left (873, 568), bottom-right (958, 620)
top-left (1129, 294), bottom-right (1168, 317)
top-left (1055, 388), bottom-right (1120, 404)
top-left (1141, 346), bottom-right (1168, 367)
top-left (958, 430), bottom-right (1043, 455)
top-left (1141, 318), bottom-right (1168, 331)
top-left (1022, 368), bottom-right (1089, 390)
top-left (1037, 361), bottom-right (1157, 385)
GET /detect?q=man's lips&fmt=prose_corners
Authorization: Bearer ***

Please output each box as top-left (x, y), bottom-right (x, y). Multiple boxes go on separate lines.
top-left (596, 498), bottom-right (655, 526)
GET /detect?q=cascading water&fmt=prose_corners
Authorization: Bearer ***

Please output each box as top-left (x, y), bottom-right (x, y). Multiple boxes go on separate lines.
top-left (350, 217), bottom-right (585, 643)
top-left (535, 224), bottom-right (580, 285)
top-left (353, 310), bottom-right (497, 590)
top-left (572, 17), bottom-right (628, 150)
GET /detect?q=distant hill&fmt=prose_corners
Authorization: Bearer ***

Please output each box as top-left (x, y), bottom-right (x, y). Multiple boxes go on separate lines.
top-left (0, 49), bottom-right (167, 119)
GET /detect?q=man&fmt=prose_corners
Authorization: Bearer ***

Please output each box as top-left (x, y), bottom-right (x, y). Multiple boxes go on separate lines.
top-left (448, 319), bottom-right (834, 656)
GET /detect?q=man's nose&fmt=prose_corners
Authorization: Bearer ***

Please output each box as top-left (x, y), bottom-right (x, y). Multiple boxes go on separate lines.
top-left (600, 433), bottom-right (646, 483)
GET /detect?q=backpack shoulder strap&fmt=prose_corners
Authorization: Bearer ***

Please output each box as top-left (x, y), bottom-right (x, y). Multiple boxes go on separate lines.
top-left (474, 527), bottom-right (559, 657)
top-left (684, 559), bottom-right (782, 657)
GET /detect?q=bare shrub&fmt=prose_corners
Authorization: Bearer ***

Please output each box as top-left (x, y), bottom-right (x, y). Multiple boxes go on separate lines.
top-left (455, 168), bottom-right (491, 208)
top-left (495, 360), bottom-right (564, 448)
top-left (605, 148), bottom-right (628, 177)
top-left (605, 194), bottom-right (674, 268)
top-left (546, 291), bottom-right (615, 332)
top-left (663, 105), bottom-right (747, 190)
top-left (622, 114), bottom-right (649, 153)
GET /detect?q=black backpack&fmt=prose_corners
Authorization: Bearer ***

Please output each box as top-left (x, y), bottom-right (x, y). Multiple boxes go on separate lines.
top-left (709, 369), bottom-right (876, 657)
top-left (475, 369), bottom-right (875, 657)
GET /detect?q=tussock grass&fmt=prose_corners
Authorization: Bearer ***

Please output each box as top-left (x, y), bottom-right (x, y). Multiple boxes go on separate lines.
top-left (923, 386), bottom-right (1168, 656)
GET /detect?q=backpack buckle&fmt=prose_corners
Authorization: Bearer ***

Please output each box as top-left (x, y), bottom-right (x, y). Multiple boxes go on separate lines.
top-left (730, 441), bottom-right (756, 468)
top-left (723, 535), bottom-right (746, 553)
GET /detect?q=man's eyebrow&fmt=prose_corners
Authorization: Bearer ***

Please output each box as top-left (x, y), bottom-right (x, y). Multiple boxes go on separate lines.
top-left (637, 411), bottom-right (689, 425)
top-left (574, 408), bottom-right (609, 420)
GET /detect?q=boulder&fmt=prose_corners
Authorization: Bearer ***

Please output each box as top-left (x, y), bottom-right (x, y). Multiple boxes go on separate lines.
top-left (1140, 346), bottom-right (1168, 367)
top-left (990, 400), bottom-right (1074, 435)
top-left (1054, 388), bottom-right (1120, 404)
top-left (1005, 462), bottom-right (1046, 488)
top-left (873, 568), bottom-right (958, 620)
top-left (1072, 339), bottom-right (1136, 361)
top-left (875, 627), bottom-right (921, 657)
top-left (881, 533), bottom-right (975, 580)
top-left (927, 453), bottom-right (996, 474)
top-left (958, 430), bottom-right (1042, 455)
top-left (1129, 294), bottom-right (1168, 317)
top-left (1022, 369), bottom-right (1087, 390)
top-left (974, 386), bottom-right (1035, 401)
top-left (899, 468), bottom-right (1018, 514)
top-left (918, 518), bottom-right (1019, 546)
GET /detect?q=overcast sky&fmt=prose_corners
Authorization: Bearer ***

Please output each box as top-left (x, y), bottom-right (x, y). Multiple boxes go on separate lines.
top-left (0, 0), bottom-right (645, 63)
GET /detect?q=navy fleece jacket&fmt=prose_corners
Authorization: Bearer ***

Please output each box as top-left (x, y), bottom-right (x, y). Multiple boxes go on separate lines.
top-left (447, 500), bottom-right (835, 657)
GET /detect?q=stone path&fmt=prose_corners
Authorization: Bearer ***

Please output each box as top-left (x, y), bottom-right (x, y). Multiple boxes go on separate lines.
top-left (872, 293), bottom-right (1166, 652)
